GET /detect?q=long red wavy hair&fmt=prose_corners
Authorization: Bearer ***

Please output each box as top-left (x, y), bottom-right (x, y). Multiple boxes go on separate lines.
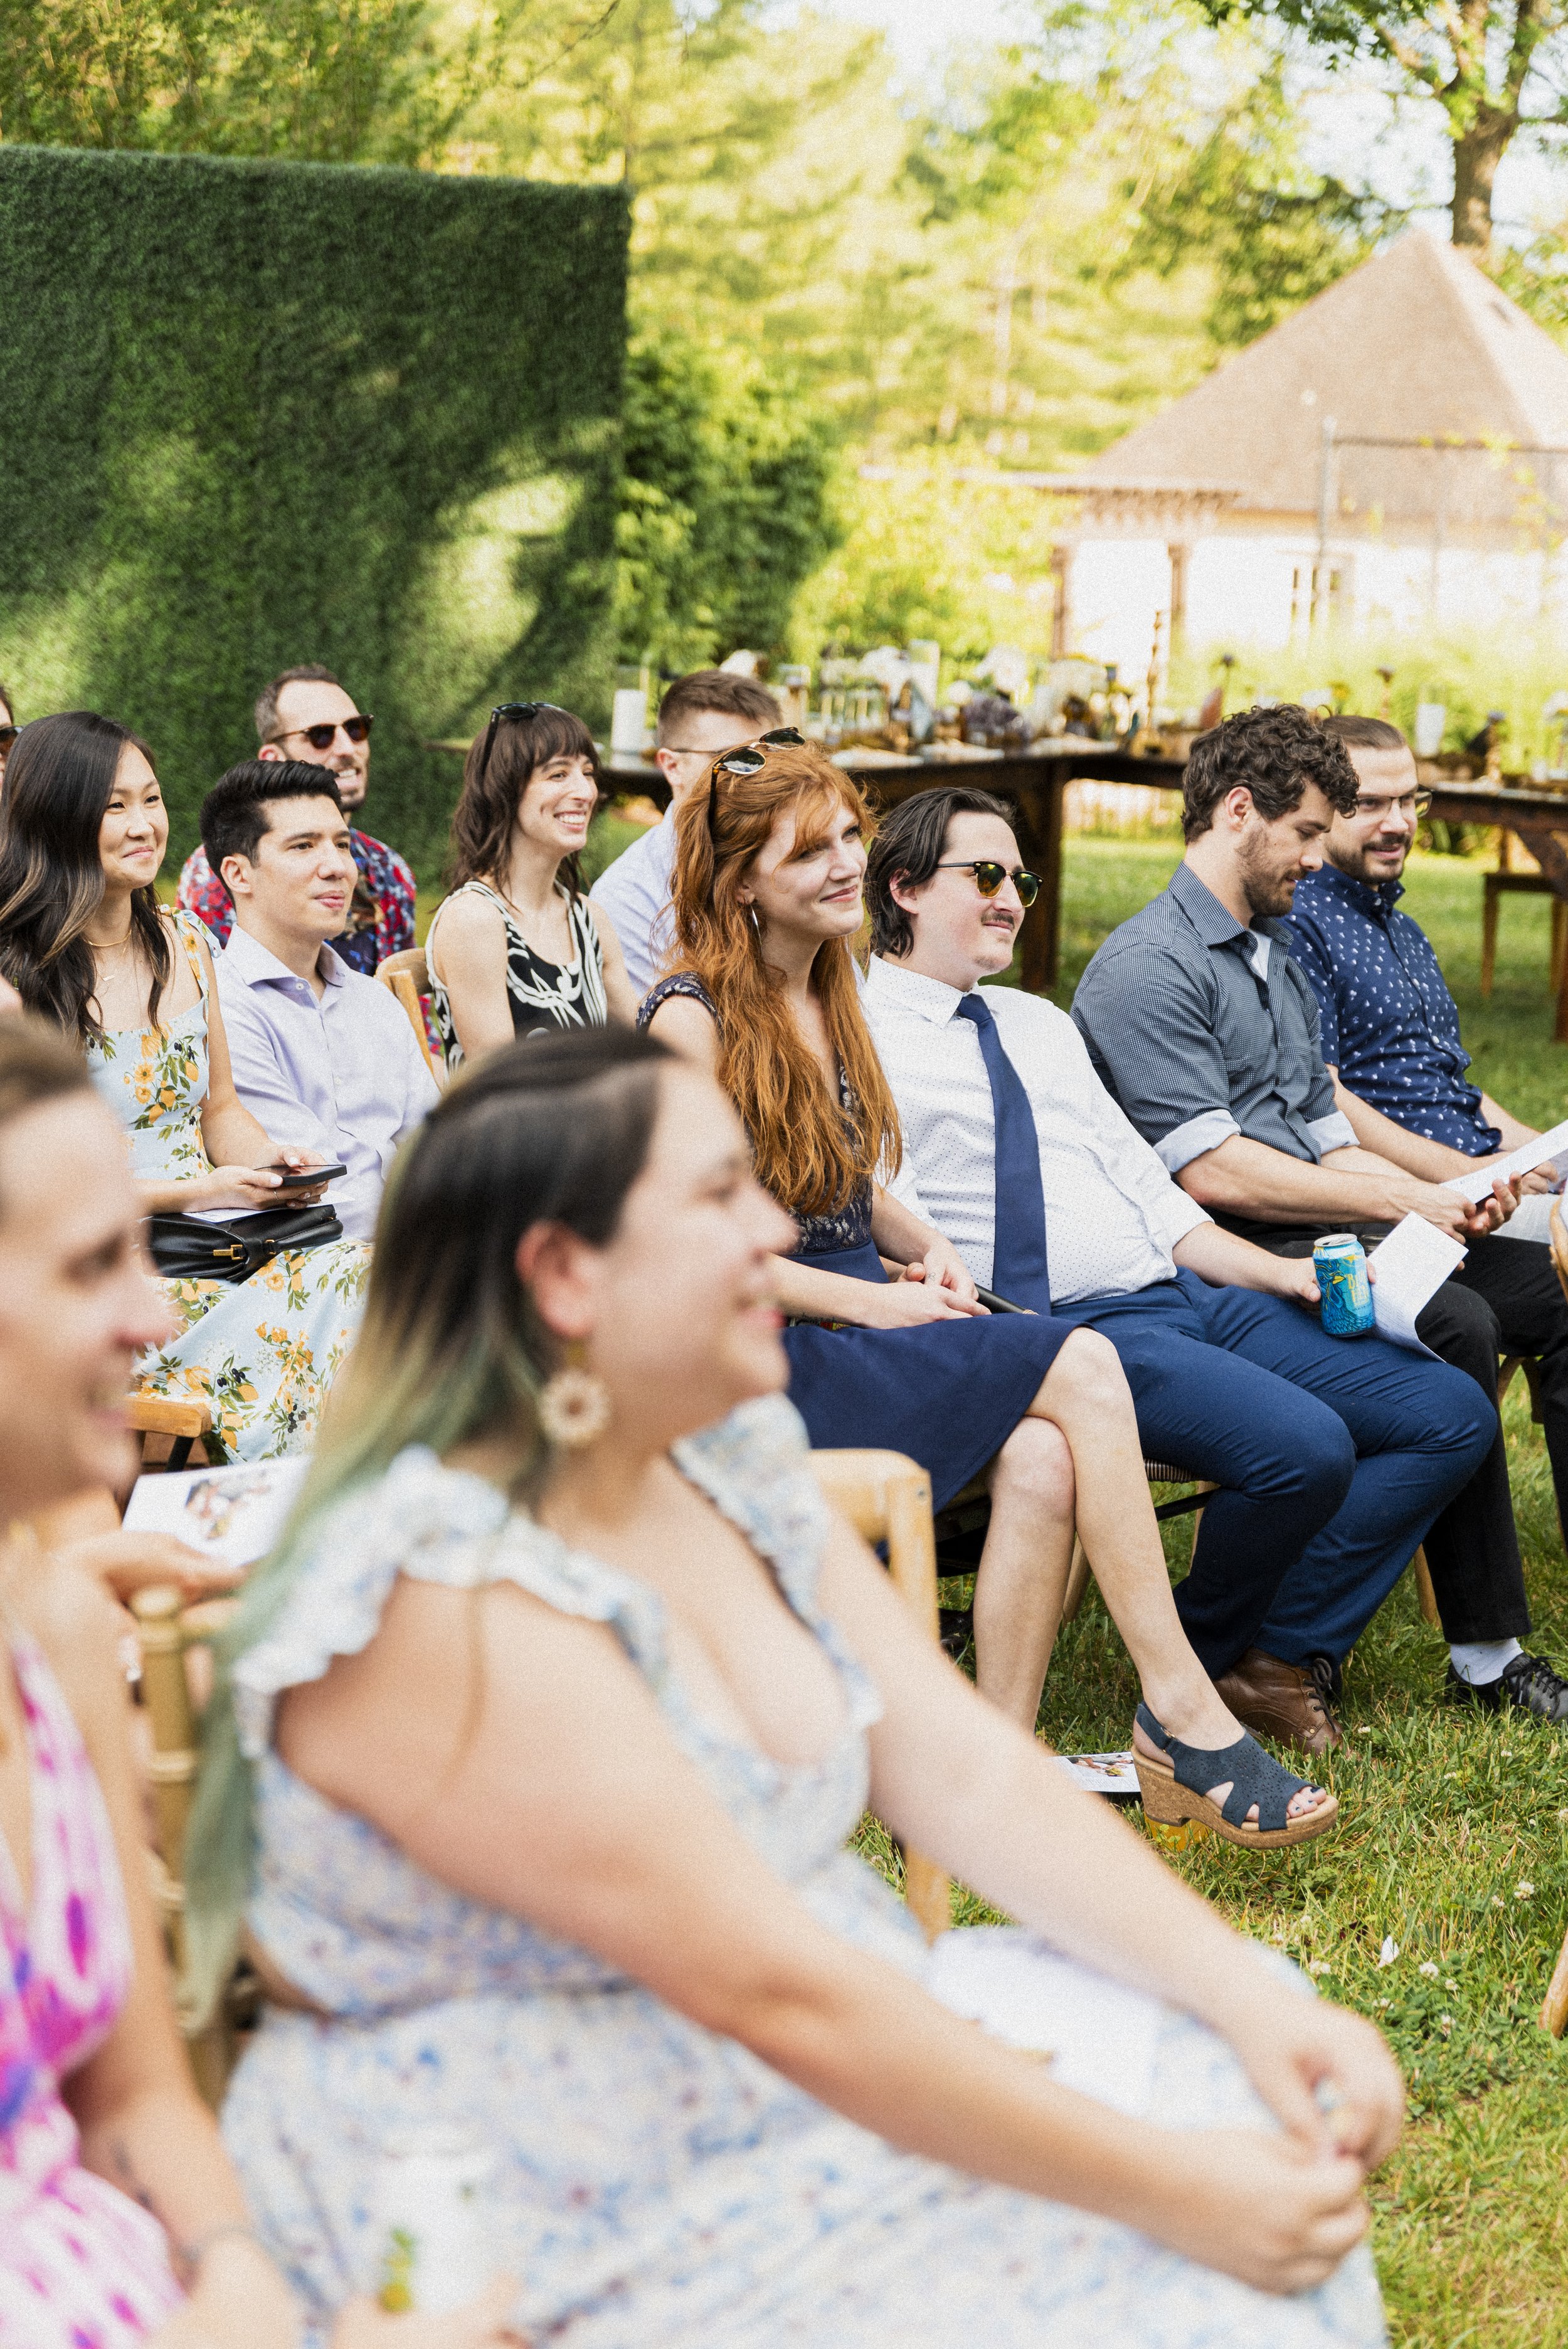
top-left (669, 741), bottom-right (900, 1217)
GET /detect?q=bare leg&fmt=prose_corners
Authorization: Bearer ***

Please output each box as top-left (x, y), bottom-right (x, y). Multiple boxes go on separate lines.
top-left (988, 1328), bottom-right (1327, 1823)
top-left (972, 1419), bottom-right (1076, 1731)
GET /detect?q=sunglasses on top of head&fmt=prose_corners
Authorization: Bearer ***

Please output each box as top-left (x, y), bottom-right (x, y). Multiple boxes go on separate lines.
top-left (706, 728), bottom-right (807, 837)
top-left (268, 715), bottom-right (374, 752)
top-left (935, 858), bottom-right (1041, 908)
top-left (475, 701), bottom-right (572, 784)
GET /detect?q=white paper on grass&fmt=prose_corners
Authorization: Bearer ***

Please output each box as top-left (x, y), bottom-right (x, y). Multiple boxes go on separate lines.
top-left (1444, 1116), bottom-right (1568, 1206)
top-left (926, 1928), bottom-right (1162, 2118)
top-left (1367, 1214), bottom-right (1468, 1355)
top-left (1054, 1751), bottom-right (1140, 1798)
top-left (122, 1456), bottom-right (308, 1570)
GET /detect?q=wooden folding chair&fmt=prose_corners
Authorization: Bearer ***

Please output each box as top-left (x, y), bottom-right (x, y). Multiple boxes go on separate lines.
top-left (375, 946), bottom-right (443, 1084)
top-left (808, 1448), bottom-right (951, 1942)
top-left (130, 1582), bottom-right (243, 2103)
top-left (125, 1393), bottom-right (215, 1473)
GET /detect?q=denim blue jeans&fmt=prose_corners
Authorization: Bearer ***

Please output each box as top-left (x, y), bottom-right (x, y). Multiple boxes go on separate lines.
top-left (1049, 1271), bottom-right (1496, 1673)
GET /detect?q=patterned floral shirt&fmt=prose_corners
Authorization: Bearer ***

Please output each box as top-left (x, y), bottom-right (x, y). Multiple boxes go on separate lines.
top-left (177, 829), bottom-right (416, 976)
top-left (1282, 861), bottom-right (1501, 1157)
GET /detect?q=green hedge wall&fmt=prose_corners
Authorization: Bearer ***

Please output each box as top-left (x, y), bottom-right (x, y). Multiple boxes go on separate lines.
top-left (0, 146), bottom-right (628, 874)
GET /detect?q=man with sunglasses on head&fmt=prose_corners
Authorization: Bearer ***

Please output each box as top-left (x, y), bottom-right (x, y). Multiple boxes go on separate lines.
top-left (589, 668), bottom-right (781, 1002)
top-left (861, 784), bottom-right (1495, 1758)
top-left (177, 665), bottom-right (416, 973)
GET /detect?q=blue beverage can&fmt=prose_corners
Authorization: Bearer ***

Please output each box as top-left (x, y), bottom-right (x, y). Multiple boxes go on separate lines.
top-left (1314, 1233), bottom-right (1374, 1338)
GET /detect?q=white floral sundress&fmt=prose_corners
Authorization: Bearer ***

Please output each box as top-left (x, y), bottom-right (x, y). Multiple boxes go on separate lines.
top-left (88, 916), bottom-right (371, 1463)
top-left (222, 1395), bottom-right (1387, 2348)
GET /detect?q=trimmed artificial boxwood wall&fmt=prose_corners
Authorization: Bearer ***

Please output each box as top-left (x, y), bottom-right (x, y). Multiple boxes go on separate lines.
top-left (0, 145), bottom-right (628, 873)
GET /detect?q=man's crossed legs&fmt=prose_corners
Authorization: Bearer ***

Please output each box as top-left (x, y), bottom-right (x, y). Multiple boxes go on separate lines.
top-left (1049, 1271), bottom-right (1496, 1751)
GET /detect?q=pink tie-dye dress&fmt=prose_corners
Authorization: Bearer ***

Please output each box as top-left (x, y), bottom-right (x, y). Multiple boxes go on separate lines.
top-left (0, 1626), bottom-right (184, 2345)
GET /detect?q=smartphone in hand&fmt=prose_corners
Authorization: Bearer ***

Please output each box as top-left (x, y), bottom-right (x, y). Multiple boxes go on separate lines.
top-left (267, 1161), bottom-right (348, 1189)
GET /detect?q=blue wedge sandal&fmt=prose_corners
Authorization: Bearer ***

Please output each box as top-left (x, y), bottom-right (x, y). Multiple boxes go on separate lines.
top-left (1133, 1703), bottom-right (1339, 1849)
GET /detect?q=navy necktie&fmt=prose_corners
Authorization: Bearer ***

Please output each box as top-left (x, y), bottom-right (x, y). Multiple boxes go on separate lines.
top-left (954, 993), bottom-right (1052, 1313)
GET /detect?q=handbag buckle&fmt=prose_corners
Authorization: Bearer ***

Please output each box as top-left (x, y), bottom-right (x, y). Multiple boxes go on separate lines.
top-left (212, 1244), bottom-right (248, 1262)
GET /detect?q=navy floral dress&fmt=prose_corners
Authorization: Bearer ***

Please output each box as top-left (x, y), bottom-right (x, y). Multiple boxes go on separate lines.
top-left (639, 975), bottom-right (1071, 1506)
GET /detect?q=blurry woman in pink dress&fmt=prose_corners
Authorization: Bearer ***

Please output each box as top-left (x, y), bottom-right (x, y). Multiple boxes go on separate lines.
top-left (0, 1014), bottom-right (516, 2348)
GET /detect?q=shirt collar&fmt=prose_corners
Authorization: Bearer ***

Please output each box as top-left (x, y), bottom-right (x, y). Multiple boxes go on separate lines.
top-left (1304, 858), bottom-right (1404, 919)
top-left (222, 923), bottom-right (347, 992)
top-left (866, 954), bottom-right (983, 1025)
top-left (1168, 857), bottom-right (1285, 949)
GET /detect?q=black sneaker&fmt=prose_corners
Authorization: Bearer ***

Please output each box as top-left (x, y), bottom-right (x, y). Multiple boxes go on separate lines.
top-left (1446, 1651), bottom-right (1568, 1724)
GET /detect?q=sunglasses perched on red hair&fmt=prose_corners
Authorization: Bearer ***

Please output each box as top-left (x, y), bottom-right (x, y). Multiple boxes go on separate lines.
top-left (705, 728), bottom-right (807, 840)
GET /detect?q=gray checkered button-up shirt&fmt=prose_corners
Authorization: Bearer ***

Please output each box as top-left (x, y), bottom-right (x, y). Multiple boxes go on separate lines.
top-left (1069, 859), bottom-right (1358, 1173)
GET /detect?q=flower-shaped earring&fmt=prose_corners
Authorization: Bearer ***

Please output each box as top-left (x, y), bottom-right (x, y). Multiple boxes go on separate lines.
top-left (538, 1344), bottom-right (612, 1448)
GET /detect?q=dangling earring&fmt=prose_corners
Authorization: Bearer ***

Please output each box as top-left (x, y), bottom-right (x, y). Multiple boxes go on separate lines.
top-left (746, 903), bottom-right (762, 938)
top-left (538, 1340), bottom-right (612, 1448)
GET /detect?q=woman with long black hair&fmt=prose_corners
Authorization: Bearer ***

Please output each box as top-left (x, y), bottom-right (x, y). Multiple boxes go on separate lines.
top-left (0, 712), bottom-right (369, 1461)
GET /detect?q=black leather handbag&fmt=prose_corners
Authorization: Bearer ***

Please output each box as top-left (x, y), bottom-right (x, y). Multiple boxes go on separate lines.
top-left (147, 1203), bottom-right (344, 1284)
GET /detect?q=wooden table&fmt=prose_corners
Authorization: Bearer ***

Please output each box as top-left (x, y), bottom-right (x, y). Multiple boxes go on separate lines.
top-left (605, 742), bottom-right (1185, 994)
top-left (1422, 782), bottom-right (1568, 1039)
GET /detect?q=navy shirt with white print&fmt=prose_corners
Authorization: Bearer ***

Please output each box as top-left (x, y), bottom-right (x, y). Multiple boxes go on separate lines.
top-left (1282, 861), bottom-right (1501, 1157)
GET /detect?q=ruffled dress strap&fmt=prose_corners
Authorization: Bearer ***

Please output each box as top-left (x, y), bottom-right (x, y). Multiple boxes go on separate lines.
top-left (234, 1445), bottom-right (674, 1757)
top-left (169, 910), bottom-right (211, 997)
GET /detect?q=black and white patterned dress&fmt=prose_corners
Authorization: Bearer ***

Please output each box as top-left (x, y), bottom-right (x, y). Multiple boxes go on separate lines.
top-left (428, 880), bottom-right (608, 1069)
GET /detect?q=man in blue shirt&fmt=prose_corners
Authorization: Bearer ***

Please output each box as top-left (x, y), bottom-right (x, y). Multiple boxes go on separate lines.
top-left (1077, 703), bottom-right (1568, 1734)
top-left (1283, 713), bottom-right (1568, 1718)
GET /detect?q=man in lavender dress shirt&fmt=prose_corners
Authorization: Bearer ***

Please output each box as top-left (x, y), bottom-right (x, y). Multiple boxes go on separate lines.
top-left (201, 761), bottom-right (438, 1244)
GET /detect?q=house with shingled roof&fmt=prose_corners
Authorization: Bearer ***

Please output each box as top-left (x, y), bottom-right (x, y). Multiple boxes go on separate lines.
top-left (1042, 229), bottom-right (1568, 679)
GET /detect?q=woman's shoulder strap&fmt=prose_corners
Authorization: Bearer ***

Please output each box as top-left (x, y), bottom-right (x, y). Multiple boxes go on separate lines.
top-left (637, 972), bottom-right (718, 1034)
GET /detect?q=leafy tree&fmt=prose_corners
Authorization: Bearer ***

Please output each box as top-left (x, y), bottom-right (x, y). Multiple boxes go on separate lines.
top-left (0, 0), bottom-right (462, 159)
top-left (1121, 56), bottom-right (1380, 344)
top-left (615, 334), bottom-right (842, 667)
top-left (1193, 0), bottom-right (1568, 253)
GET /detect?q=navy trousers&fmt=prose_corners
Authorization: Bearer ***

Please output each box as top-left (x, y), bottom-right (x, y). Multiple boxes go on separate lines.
top-left (1048, 1272), bottom-right (1496, 1675)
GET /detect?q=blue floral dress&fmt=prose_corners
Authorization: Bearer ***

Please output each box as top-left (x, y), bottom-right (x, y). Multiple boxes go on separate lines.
top-left (88, 916), bottom-right (371, 1463)
top-left (221, 1397), bottom-right (1385, 2348)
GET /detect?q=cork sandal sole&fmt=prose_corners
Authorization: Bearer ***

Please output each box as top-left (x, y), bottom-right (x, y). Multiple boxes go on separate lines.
top-left (1135, 1747), bottom-right (1339, 1850)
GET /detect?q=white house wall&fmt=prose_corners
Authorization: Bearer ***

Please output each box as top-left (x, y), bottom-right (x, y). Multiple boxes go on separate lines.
top-left (1064, 524), bottom-right (1568, 672)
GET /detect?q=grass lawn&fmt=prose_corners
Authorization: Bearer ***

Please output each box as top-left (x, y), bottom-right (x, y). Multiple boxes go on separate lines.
top-left (960, 839), bottom-right (1568, 2345)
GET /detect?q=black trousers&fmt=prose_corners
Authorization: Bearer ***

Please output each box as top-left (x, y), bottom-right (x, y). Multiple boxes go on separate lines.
top-left (1238, 1223), bottom-right (1568, 1644)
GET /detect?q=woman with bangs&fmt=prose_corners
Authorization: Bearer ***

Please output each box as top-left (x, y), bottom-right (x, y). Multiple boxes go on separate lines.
top-left (427, 701), bottom-right (639, 1068)
top-left (642, 736), bottom-right (1332, 1822)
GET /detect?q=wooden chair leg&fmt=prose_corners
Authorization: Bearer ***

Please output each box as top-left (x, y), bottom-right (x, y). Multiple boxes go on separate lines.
top-left (1552, 897), bottom-right (1567, 993)
top-left (1062, 1537), bottom-right (1091, 1623)
top-left (1540, 1924), bottom-right (1568, 2035)
top-left (1481, 878), bottom-right (1500, 1002)
top-left (1413, 1546), bottom-right (1441, 1628)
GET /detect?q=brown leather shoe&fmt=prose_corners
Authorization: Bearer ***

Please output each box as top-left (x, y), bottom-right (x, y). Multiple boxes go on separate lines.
top-left (1212, 1647), bottom-right (1344, 1758)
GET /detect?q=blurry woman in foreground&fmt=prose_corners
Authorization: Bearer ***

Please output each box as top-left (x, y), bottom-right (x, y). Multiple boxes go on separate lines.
top-left (0, 1020), bottom-right (505, 2346)
top-left (193, 1026), bottom-right (1396, 2346)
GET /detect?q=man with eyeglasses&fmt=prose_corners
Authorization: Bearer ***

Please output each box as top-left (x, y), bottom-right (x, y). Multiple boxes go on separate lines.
top-left (589, 668), bottom-right (781, 1002)
top-left (1279, 712), bottom-right (1568, 1687)
top-left (177, 665), bottom-right (416, 973)
top-left (1075, 703), bottom-right (1568, 1738)
top-left (861, 783), bottom-right (1493, 1757)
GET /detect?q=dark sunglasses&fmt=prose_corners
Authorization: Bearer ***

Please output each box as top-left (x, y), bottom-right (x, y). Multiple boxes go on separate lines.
top-left (935, 858), bottom-right (1041, 908)
top-left (706, 728), bottom-right (807, 838)
top-left (268, 714), bottom-right (374, 752)
top-left (0, 726), bottom-right (16, 753)
top-left (476, 700), bottom-right (573, 784)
